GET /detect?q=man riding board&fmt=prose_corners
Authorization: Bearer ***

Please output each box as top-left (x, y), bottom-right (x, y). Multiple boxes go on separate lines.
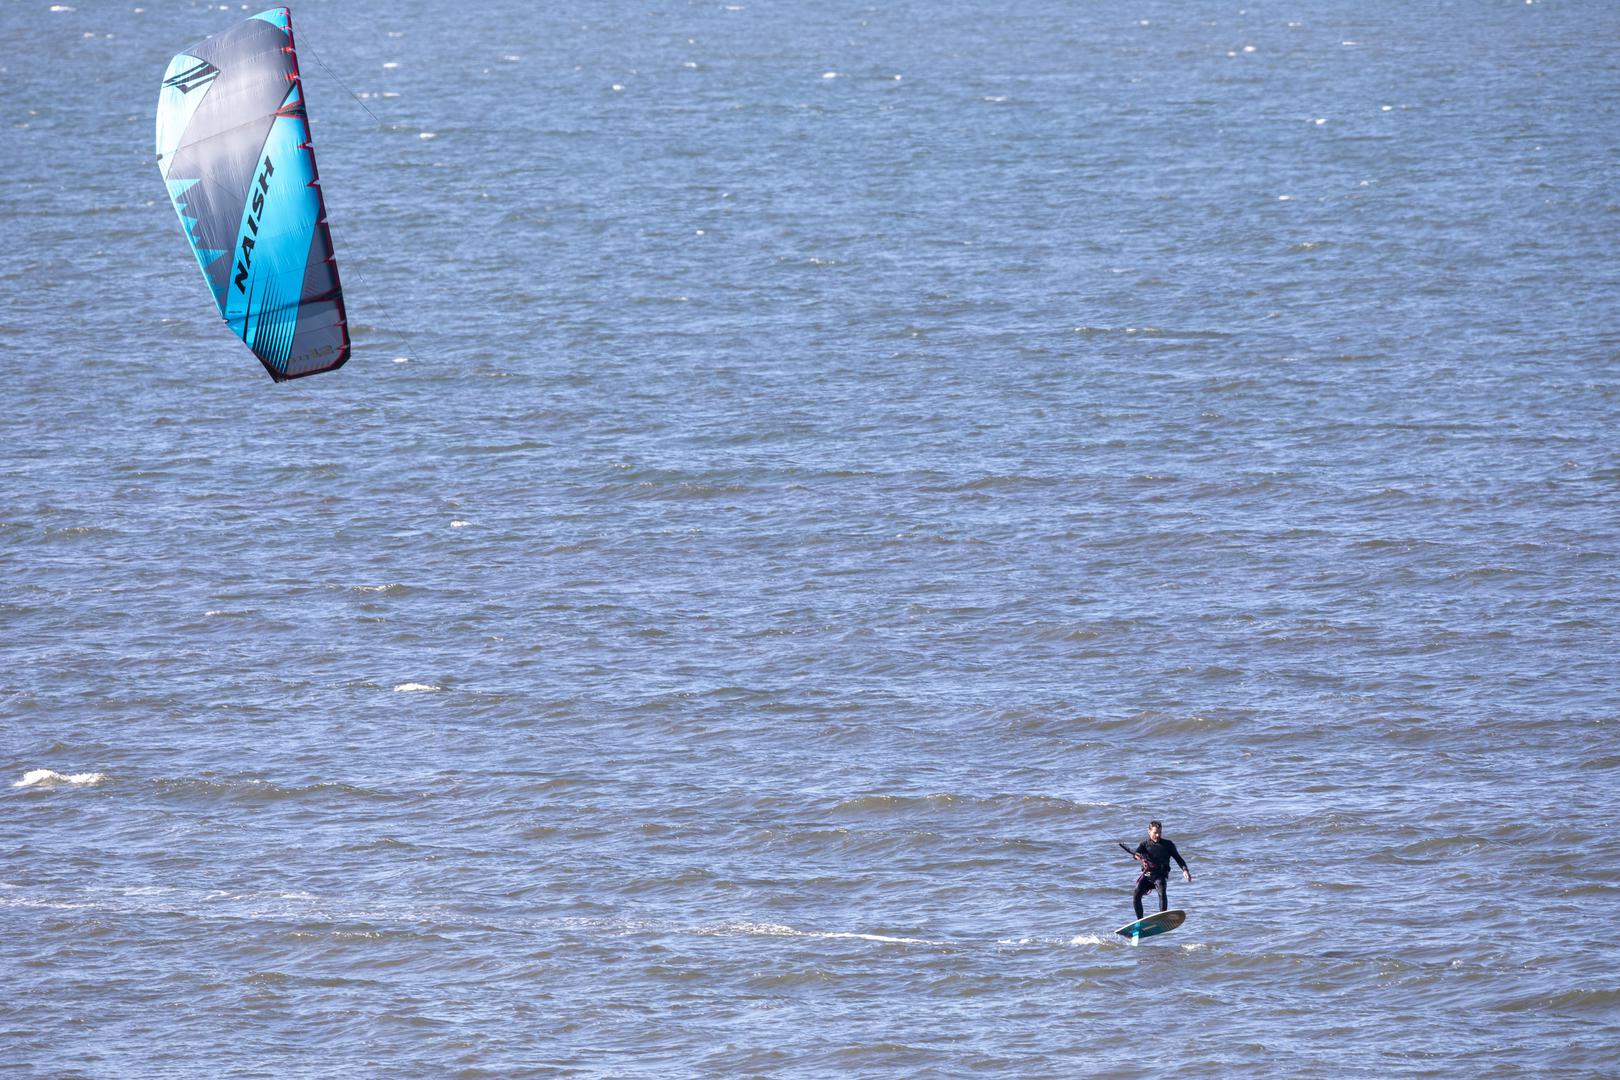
top-left (1121, 820), bottom-right (1192, 920)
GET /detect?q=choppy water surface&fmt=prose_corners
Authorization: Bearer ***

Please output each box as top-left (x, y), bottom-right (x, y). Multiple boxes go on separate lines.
top-left (4, 1), bottom-right (1619, 1075)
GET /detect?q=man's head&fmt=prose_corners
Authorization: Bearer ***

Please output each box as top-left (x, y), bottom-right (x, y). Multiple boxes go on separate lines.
top-left (1148, 820), bottom-right (1162, 841)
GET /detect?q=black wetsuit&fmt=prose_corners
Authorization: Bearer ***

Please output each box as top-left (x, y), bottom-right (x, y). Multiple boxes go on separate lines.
top-left (1131, 838), bottom-right (1189, 919)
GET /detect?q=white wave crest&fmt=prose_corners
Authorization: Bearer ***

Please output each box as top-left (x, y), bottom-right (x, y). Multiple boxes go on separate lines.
top-left (707, 920), bottom-right (944, 946)
top-left (393, 683), bottom-right (443, 693)
top-left (15, 769), bottom-right (107, 789)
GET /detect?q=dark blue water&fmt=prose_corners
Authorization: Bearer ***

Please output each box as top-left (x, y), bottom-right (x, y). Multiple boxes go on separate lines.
top-left (4, 1), bottom-right (1619, 1075)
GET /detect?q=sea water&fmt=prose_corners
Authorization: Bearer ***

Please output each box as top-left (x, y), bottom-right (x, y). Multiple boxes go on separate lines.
top-left (3, 1), bottom-right (1618, 1075)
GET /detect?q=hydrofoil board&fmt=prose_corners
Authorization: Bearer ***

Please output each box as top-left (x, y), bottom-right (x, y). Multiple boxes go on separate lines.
top-left (1115, 908), bottom-right (1186, 942)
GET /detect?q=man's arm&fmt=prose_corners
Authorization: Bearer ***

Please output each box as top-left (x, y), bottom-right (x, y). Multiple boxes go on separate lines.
top-left (1170, 840), bottom-right (1192, 880)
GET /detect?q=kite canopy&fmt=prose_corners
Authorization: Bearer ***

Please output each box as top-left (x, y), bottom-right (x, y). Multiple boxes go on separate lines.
top-left (156, 7), bottom-right (349, 381)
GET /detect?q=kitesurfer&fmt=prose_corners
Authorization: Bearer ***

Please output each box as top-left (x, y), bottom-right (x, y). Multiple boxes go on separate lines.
top-left (1124, 820), bottom-right (1192, 920)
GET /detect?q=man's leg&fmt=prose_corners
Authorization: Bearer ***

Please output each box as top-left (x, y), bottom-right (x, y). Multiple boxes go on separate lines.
top-left (1156, 876), bottom-right (1168, 913)
top-left (1132, 874), bottom-right (1152, 920)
